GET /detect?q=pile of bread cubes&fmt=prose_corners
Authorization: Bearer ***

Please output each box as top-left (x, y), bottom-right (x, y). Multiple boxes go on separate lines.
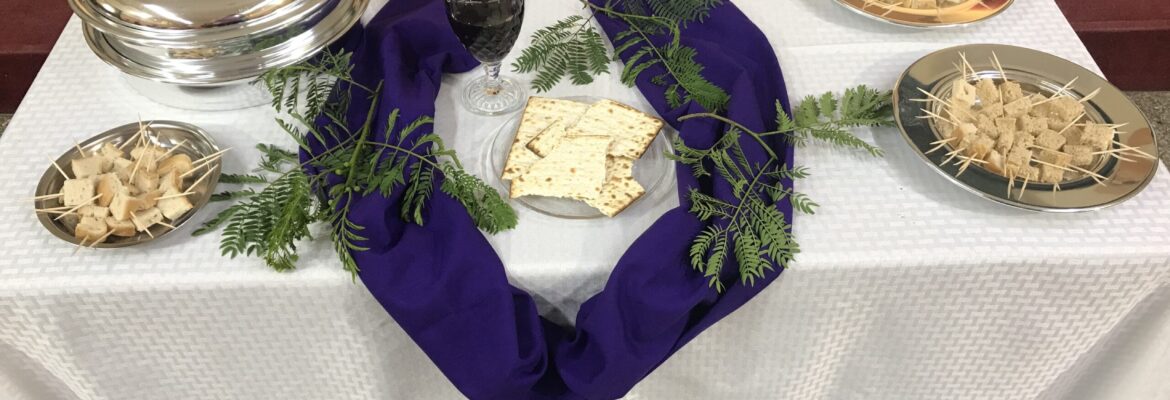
top-left (938, 76), bottom-right (1116, 184)
top-left (502, 97), bottom-right (665, 217)
top-left (54, 139), bottom-right (200, 243)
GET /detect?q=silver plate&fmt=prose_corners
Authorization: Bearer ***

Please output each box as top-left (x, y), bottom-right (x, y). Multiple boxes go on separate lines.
top-left (485, 97), bottom-right (675, 220)
top-left (79, 0), bottom-right (367, 86)
top-left (834, 0), bottom-right (1014, 28)
top-left (34, 121), bottom-right (222, 248)
top-left (893, 44), bottom-right (1160, 212)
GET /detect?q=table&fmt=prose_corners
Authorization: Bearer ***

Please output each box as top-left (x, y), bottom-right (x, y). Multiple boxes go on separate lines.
top-left (3, 1), bottom-right (1170, 399)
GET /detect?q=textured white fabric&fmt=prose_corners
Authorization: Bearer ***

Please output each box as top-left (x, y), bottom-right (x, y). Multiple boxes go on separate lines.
top-left (2, 0), bottom-right (1169, 399)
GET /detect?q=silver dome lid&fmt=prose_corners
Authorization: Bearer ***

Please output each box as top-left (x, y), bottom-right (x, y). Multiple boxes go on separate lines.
top-left (77, 0), bottom-right (368, 86)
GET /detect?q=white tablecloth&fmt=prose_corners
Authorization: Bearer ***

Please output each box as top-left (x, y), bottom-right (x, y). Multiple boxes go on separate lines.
top-left (3, 1), bottom-right (1170, 399)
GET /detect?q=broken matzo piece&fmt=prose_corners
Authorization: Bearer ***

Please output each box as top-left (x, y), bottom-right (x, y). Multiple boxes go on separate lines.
top-left (584, 156), bottom-right (645, 217)
top-left (525, 119), bottom-right (573, 157)
top-left (509, 136), bottom-right (611, 200)
top-left (502, 97), bottom-right (590, 180)
top-left (565, 99), bottom-right (665, 159)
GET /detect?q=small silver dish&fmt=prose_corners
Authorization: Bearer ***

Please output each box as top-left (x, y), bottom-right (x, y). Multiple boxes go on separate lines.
top-left (893, 44), bottom-right (1160, 212)
top-left (34, 121), bottom-right (222, 248)
top-left (835, 0), bottom-right (1014, 28)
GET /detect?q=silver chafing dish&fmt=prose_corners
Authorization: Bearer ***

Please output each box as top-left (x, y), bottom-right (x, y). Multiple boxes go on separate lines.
top-left (70, 0), bottom-right (368, 110)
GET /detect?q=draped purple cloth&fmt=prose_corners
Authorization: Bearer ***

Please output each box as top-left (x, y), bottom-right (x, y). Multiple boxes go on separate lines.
top-left (313, 0), bottom-right (794, 398)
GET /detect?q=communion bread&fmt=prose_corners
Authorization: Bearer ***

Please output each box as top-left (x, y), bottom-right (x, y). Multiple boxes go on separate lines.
top-left (525, 118), bottom-right (573, 157)
top-left (502, 97), bottom-right (590, 180)
top-left (509, 136), bottom-right (611, 200)
top-left (584, 156), bottom-right (645, 217)
top-left (565, 99), bottom-right (665, 159)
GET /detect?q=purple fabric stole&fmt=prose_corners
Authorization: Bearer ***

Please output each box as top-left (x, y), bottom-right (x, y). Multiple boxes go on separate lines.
top-left (310, 0), bottom-right (794, 398)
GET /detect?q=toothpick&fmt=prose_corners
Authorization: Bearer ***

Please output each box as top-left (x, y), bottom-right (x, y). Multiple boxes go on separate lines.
top-left (1078, 87), bottom-right (1102, 103)
top-left (74, 141), bottom-right (87, 157)
top-left (53, 195), bottom-right (101, 221)
top-left (958, 52), bottom-right (976, 78)
top-left (942, 147), bottom-right (968, 165)
top-left (1112, 141), bottom-right (1157, 160)
top-left (89, 230), bottom-right (115, 247)
top-left (1056, 112), bottom-right (1086, 135)
top-left (74, 237), bottom-right (87, 255)
top-left (1018, 176), bottom-right (1030, 200)
top-left (48, 158), bottom-right (69, 178)
top-left (1071, 165), bottom-right (1106, 185)
top-left (190, 148), bottom-right (231, 166)
top-left (991, 52), bottom-right (1007, 79)
top-left (185, 164), bottom-right (219, 192)
top-left (1031, 158), bottom-right (1075, 172)
top-left (32, 193), bottom-right (64, 200)
top-left (155, 191), bottom-right (195, 201)
top-left (159, 140), bottom-right (188, 159)
top-left (157, 221), bottom-right (177, 229)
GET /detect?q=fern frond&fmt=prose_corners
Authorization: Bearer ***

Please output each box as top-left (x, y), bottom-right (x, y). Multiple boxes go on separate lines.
top-left (438, 163), bottom-right (519, 234)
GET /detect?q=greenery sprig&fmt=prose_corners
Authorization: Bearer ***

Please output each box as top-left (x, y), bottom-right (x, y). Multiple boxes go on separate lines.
top-left (196, 50), bottom-right (518, 277)
top-left (673, 86), bottom-right (893, 291)
top-left (513, 0), bottom-right (729, 111)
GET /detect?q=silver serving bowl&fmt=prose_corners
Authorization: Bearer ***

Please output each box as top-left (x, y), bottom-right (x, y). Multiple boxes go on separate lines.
top-left (34, 121), bottom-right (222, 248)
top-left (75, 0), bottom-right (368, 86)
top-left (893, 44), bottom-right (1160, 212)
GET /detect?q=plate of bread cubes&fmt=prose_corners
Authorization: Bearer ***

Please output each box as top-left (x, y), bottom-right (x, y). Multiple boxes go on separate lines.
top-left (491, 97), bottom-right (674, 219)
top-left (34, 121), bottom-right (223, 248)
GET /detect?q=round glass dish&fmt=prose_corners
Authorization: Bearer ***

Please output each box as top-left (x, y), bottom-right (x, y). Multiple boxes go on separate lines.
top-left (484, 97), bottom-right (675, 219)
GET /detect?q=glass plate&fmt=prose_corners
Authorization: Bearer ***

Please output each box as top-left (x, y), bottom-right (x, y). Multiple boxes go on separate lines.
top-left (483, 97), bottom-right (675, 219)
top-left (893, 44), bottom-right (1161, 212)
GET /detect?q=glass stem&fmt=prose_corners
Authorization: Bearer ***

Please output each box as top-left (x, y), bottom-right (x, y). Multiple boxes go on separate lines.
top-left (483, 62), bottom-right (503, 96)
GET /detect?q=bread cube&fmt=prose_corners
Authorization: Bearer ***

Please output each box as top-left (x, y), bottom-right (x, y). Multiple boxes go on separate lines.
top-left (74, 216), bottom-right (109, 242)
top-left (985, 150), bottom-right (1006, 175)
top-left (995, 129), bottom-right (1016, 154)
top-left (138, 190), bottom-right (163, 209)
top-left (1079, 123), bottom-right (1114, 152)
top-left (1013, 132), bottom-right (1036, 151)
top-left (1064, 145), bottom-right (1094, 167)
top-left (976, 78), bottom-right (1001, 104)
top-left (1035, 130), bottom-right (1067, 151)
top-left (133, 171), bottom-right (160, 194)
top-left (1017, 117), bottom-right (1049, 135)
top-left (131, 207), bottom-right (165, 232)
top-left (159, 170), bottom-right (183, 193)
top-left (71, 156), bottom-right (110, 179)
top-left (976, 114), bottom-right (998, 139)
top-left (1037, 150), bottom-right (1072, 168)
top-left (1032, 97), bottom-right (1084, 126)
top-left (109, 192), bottom-right (144, 221)
top-left (98, 143), bottom-right (123, 160)
top-left (158, 190), bottom-right (194, 220)
top-left (1040, 164), bottom-right (1064, 184)
top-left (112, 158), bottom-right (134, 181)
top-left (62, 178), bottom-right (96, 206)
top-left (952, 80), bottom-right (978, 104)
top-left (1019, 165), bottom-right (1040, 181)
top-left (157, 154), bottom-right (194, 176)
top-left (980, 101), bottom-right (1004, 118)
top-left (1000, 81), bottom-right (1025, 103)
top-left (1003, 97), bottom-right (1031, 118)
top-left (968, 135), bottom-right (996, 158)
top-left (77, 205), bottom-right (110, 219)
top-left (95, 173), bottom-right (122, 207)
top-left (105, 217), bottom-right (137, 237)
